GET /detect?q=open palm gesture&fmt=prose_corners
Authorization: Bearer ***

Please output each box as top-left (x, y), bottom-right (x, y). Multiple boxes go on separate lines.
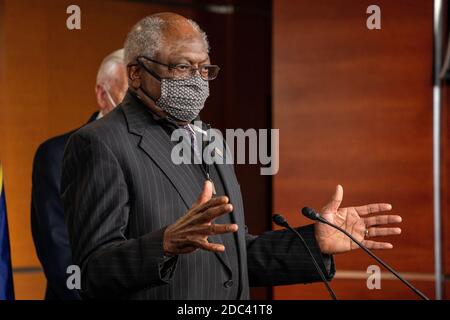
top-left (315, 185), bottom-right (402, 255)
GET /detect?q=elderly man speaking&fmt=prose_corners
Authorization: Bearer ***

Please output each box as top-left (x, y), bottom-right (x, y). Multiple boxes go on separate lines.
top-left (61, 13), bottom-right (402, 300)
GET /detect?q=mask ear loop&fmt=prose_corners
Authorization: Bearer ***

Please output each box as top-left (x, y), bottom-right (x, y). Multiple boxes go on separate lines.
top-left (136, 56), bottom-right (162, 81)
top-left (103, 86), bottom-right (117, 108)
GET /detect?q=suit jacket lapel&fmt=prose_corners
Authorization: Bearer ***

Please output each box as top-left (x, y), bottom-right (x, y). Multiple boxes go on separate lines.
top-left (202, 123), bottom-right (246, 257)
top-left (121, 92), bottom-right (232, 274)
top-left (214, 162), bottom-right (246, 279)
top-left (140, 124), bottom-right (201, 208)
top-left (121, 92), bottom-right (198, 207)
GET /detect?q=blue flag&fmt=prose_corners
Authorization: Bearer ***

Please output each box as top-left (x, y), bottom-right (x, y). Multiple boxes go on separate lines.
top-left (0, 164), bottom-right (14, 300)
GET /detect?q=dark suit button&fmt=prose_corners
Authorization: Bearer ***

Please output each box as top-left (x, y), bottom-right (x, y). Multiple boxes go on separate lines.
top-left (224, 280), bottom-right (233, 288)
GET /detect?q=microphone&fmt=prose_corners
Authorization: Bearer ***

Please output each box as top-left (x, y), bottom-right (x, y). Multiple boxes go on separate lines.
top-left (272, 214), bottom-right (337, 300)
top-left (302, 207), bottom-right (321, 221)
top-left (301, 207), bottom-right (429, 300)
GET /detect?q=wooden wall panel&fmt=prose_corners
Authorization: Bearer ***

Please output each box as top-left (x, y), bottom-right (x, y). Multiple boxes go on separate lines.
top-left (13, 271), bottom-right (46, 300)
top-left (273, 0), bottom-right (435, 299)
top-left (275, 278), bottom-right (435, 300)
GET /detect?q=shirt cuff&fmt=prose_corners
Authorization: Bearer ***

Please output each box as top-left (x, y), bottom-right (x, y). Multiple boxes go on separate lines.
top-left (159, 255), bottom-right (178, 281)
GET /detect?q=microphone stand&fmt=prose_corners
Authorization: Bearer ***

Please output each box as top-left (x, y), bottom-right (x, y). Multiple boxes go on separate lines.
top-left (302, 207), bottom-right (429, 300)
top-left (273, 214), bottom-right (337, 300)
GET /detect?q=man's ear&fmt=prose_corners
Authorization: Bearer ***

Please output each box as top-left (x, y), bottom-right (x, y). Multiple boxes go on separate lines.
top-left (95, 84), bottom-right (107, 111)
top-left (127, 64), bottom-right (141, 88)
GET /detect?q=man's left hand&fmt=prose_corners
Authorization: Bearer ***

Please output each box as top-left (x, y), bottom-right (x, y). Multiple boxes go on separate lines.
top-left (315, 185), bottom-right (402, 255)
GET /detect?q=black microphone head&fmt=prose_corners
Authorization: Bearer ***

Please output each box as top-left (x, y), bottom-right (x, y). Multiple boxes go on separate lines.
top-left (302, 207), bottom-right (320, 221)
top-left (272, 214), bottom-right (288, 227)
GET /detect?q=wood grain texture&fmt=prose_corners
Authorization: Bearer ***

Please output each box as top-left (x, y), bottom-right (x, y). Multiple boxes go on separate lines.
top-left (273, 0), bottom-right (435, 299)
top-left (275, 278), bottom-right (435, 300)
top-left (13, 271), bottom-right (46, 300)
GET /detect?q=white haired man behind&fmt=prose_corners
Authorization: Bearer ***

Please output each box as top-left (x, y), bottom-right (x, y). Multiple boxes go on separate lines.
top-left (95, 49), bottom-right (128, 118)
top-left (31, 49), bottom-right (127, 300)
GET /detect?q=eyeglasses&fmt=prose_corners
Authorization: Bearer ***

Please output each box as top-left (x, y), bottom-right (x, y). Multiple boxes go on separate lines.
top-left (137, 56), bottom-right (220, 81)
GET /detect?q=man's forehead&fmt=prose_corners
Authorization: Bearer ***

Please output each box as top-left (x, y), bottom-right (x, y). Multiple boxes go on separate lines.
top-left (159, 37), bottom-right (209, 62)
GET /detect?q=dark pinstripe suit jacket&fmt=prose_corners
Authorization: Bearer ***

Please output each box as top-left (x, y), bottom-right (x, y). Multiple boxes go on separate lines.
top-left (61, 92), bottom-right (334, 300)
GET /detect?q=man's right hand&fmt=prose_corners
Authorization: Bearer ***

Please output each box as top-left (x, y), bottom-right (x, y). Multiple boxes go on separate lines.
top-left (163, 180), bottom-right (238, 256)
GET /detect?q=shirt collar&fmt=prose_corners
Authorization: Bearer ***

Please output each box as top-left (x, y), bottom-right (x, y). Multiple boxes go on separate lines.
top-left (96, 110), bottom-right (104, 120)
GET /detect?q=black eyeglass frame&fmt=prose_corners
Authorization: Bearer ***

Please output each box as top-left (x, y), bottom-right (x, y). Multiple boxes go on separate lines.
top-left (136, 55), bottom-right (220, 81)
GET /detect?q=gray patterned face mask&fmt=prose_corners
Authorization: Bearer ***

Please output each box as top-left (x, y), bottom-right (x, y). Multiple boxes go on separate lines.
top-left (157, 75), bottom-right (209, 122)
top-left (136, 58), bottom-right (210, 122)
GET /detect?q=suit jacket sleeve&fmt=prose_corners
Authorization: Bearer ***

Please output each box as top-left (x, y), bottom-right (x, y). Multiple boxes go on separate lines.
top-left (31, 142), bottom-right (80, 299)
top-left (246, 224), bottom-right (335, 287)
top-left (61, 131), bottom-right (177, 298)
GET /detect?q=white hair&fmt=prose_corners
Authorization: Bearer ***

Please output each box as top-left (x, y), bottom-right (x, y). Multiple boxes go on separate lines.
top-left (96, 48), bottom-right (125, 89)
top-left (124, 15), bottom-right (209, 65)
